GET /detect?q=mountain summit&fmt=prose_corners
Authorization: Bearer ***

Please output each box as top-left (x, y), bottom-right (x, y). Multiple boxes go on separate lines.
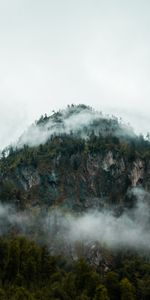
top-left (17, 104), bottom-right (135, 148)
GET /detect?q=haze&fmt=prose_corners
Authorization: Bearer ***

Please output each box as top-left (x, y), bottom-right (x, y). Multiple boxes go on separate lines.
top-left (0, 188), bottom-right (149, 253)
top-left (0, 0), bottom-right (150, 149)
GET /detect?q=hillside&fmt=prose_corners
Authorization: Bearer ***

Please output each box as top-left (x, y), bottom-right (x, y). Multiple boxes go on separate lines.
top-left (0, 105), bottom-right (149, 299)
top-left (0, 104), bottom-right (150, 211)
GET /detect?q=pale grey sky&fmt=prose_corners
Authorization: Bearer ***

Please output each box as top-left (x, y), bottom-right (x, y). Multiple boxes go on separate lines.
top-left (0, 0), bottom-right (150, 149)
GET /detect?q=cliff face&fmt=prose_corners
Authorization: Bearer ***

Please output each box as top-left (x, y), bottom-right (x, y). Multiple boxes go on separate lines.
top-left (0, 145), bottom-right (149, 211)
top-left (0, 105), bottom-right (150, 211)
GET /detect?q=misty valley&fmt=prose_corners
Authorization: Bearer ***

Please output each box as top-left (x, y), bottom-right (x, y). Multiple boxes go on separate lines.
top-left (0, 105), bottom-right (150, 300)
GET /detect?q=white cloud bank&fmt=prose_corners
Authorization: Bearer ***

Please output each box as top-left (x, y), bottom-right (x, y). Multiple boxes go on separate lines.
top-left (16, 105), bottom-right (135, 148)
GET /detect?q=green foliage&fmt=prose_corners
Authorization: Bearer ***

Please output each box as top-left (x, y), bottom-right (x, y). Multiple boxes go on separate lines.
top-left (105, 271), bottom-right (120, 300)
top-left (0, 237), bottom-right (148, 299)
top-left (120, 278), bottom-right (136, 300)
top-left (0, 288), bottom-right (6, 300)
top-left (94, 284), bottom-right (110, 300)
top-left (9, 287), bottom-right (35, 300)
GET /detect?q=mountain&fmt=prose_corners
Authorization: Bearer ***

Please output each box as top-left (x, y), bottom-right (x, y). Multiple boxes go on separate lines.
top-left (0, 105), bottom-right (150, 299)
top-left (0, 104), bottom-right (150, 211)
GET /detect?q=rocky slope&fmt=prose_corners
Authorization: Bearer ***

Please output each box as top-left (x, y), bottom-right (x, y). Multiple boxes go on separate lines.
top-left (0, 105), bottom-right (150, 212)
top-left (0, 105), bottom-right (149, 299)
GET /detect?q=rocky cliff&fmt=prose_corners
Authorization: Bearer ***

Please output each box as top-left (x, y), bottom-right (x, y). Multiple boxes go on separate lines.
top-left (0, 105), bottom-right (149, 212)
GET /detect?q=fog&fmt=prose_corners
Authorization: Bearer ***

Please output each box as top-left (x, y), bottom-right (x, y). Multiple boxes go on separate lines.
top-left (0, 188), bottom-right (149, 254)
top-left (17, 105), bottom-right (135, 148)
top-left (45, 188), bottom-right (150, 253)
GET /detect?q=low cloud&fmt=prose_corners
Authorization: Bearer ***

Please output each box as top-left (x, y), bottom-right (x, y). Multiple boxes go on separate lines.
top-left (16, 105), bottom-right (135, 148)
top-left (0, 188), bottom-right (149, 255)
top-left (44, 188), bottom-right (150, 253)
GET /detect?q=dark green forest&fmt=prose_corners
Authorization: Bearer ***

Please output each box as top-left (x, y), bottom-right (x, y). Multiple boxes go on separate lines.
top-left (0, 237), bottom-right (149, 300)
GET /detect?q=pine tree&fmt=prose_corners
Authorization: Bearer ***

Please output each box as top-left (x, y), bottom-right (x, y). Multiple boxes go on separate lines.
top-left (120, 278), bottom-right (136, 300)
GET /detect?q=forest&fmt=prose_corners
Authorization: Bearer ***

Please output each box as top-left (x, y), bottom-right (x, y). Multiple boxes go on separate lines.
top-left (0, 237), bottom-right (149, 300)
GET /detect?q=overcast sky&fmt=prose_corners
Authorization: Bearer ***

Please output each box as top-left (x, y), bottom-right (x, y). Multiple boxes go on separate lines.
top-left (0, 0), bottom-right (150, 149)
